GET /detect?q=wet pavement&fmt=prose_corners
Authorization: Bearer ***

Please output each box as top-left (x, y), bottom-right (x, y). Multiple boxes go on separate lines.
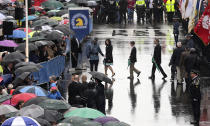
top-left (79, 21), bottom-right (210, 126)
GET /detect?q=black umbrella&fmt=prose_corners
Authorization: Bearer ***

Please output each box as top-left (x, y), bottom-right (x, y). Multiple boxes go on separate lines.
top-left (15, 65), bottom-right (41, 75)
top-left (0, 94), bottom-right (12, 103)
top-left (82, 121), bottom-right (102, 126)
top-left (23, 97), bottom-right (48, 107)
top-left (38, 99), bottom-right (71, 110)
top-left (15, 43), bottom-right (38, 52)
top-left (89, 71), bottom-right (112, 84)
top-left (12, 72), bottom-right (31, 85)
top-left (38, 109), bottom-right (64, 122)
top-left (34, 40), bottom-right (55, 47)
top-left (32, 19), bottom-right (59, 27)
top-left (54, 24), bottom-right (74, 36)
top-left (56, 10), bottom-right (68, 16)
top-left (15, 62), bottom-right (42, 69)
top-left (61, 116), bottom-right (90, 124)
top-left (29, 36), bottom-right (46, 42)
top-left (2, 52), bottom-right (26, 63)
top-left (35, 118), bottom-right (52, 126)
top-left (46, 30), bottom-right (64, 41)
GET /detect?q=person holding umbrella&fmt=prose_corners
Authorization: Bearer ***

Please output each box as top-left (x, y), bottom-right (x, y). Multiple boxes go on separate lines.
top-left (47, 87), bottom-right (62, 100)
top-left (149, 38), bottom-right (167, 80)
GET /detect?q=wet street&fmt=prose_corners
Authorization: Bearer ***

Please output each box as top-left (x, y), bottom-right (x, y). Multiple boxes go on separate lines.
top-left (80, 21), bottom-right (210, 126)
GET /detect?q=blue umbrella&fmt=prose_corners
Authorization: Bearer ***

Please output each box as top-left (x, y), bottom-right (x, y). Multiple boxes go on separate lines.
top-left (2, 116), bottom-right (41, 126)
top-left (8, 30), bottom-right (27, 38)
top-left (19, 86), bottom-right (48, 96)
top-left (0, 74), bottom-right (13, 86)
top-left (21, 15), bottom-right (38, 22)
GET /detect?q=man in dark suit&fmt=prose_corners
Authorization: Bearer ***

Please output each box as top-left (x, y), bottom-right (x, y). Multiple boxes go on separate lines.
top-left (149, 39), bottom-right (167, 80)
top-left (71, 36), bottom-right (81, 68)
top-left (128, 41), bottom-right (141, 79)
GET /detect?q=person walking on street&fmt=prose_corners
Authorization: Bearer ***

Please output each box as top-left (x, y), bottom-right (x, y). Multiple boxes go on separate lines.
top-left (170, 42), bottom-right (184, 84)
top-left (87, 38), bottom-right (104, 71)
top-left (127, 0), bottom-right (135, 23)
top-left (128, 41), bottom-right (141, 79)
top-left (104, 39), bottom-right (115, 77)
top-left (118, 0), bottom-right (128, 24)
top-left (189, 69), bottom-right (201, 125)
top-left (149, 38), bottom-right (167, 80)
top-left (173, 18), bottom-right (180, 45)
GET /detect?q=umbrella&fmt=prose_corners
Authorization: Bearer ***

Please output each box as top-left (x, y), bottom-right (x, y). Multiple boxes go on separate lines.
top-left (46, 30), bottom-right (64, 41)
top-left (47, 9), bottom-right (60, 16)
top-left (34, 118), bottom-right (51, 126)
top-left (41, 0), bottom-right (64, 10)
top-left (65, 3), bottom-right (79, 8)
top-left (11, 93), bottom-right (37, 106)
top-left (15, 86), bottom-right (48, 96)
top-left (2, 52), bottom-right (26, 63)
top-left (21, 15), bottom-right (38, 22)
top-left (103, 121), bottom-right (131, 126)
top-left (0, 105), bottom-right (18, 116)
top-left (0, 40), bottom-right (18, 47)
top-left (61, 116), bottom-right (89, 124)
top-left (61, 14), bottom-right (68, 19)
top-left (12, 72), bottom-right (31, 85)
top-left (87, 1), bottom-right (98, 6)
top-left (15, 43), bottom-right (38, 52)
top-left (29, 31), bottom-right (41, 37)
top-left (56, 10), bottom-right (68, 16)
top-left (0, 12), bottom-right (6, 20)
top-left (15, 65), bottom-right (41, 75)
top-left (0, 94), bottom-right (12, 103)
top-left (94, 117), bottom-right (119, 124)
top-left (34, 40), bottom-right (54, 47)
top-left (50, 16), bottom-right (63, 21)
top-left (29, 36), bottom-right (46, 42)
top-left (57, 123), bottom-right (70, 126)
top-left (1, 116), bottom-right (41, 126)
top-left (38, 99), bottom-right (71, 110)
top-left (38, 109), bottom-right (63, 122)
top-left (82, 121), bottom-right (102, 126)
top-left (0, 74), bottom-right (12, 86)
top-left (64, 108), bottom-right (105, 119)
top-left (89, 71), bottom-right (112, 84)
top-left (9, 30), bottom-right (29, 38)
top-left (54, 25), bottom-right (74, 36)
top-left (15, 62), bottom-right (42, 69)
top-left (32, 19), bottom-right (58, 27)
top-left (16, 28), bottom-right (33, 33)
top-left (18, 104), bottom-right (44, 118)
top-left (22, 97), bottom-right (48, 107)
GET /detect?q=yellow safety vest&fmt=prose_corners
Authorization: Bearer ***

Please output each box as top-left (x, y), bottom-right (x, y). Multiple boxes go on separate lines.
top-left (166, 0), bottom-right (175, 12)
top-left (136, 0), bottom-right (146, 6)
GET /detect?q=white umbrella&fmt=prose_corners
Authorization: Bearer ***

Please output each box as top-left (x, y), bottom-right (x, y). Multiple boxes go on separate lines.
top-left (0, 13), bottom-right (6, 20)
top-left (0, 105), bottom-right (18, 116)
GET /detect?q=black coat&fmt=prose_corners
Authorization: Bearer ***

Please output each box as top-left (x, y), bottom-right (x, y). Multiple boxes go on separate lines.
top-left (153, 44), bottom-right (161, 64)
top-left (105, 45), bottom-right (113, 63)
top-left (184, 53), bottom-right (200, 73)
top-left (95, 82), bottom-right (105, 114)
top-left (119, 0), bottom-right (128, 12)
top-left (71, 37), bottom-right (81, 53)
top-left (83, 82), bottom-right (97, 108)
top-left (129, 47), bottom-right (137, 63)
top-left (68, 81), bottom-right (81, 105)
top-left (170, 47), bottom-right (184, 66)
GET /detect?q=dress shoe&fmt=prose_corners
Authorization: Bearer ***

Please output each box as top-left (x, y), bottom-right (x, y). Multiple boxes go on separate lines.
top-left (162, 75), bottom-right (167, 80)
top-left (137, 72), bottom-right (141, 77)
top-left (148, 76), bottom-right (155, 80)
top-left (190, 121), bottom-right (199, 125)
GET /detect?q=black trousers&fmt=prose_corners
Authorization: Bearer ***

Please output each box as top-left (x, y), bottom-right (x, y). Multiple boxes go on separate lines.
top-left (167, 12), bottom-right (174, 23)
top-left (192, 99), bottom-right (201, 122)
top-left (151, 63), bottom-right (167, 77)
top-left (136, 7), bottom-right (145, 22)
top-left (90, 60), bottom-right (99, 71)
top-left (171, 65), bottom-right (176, 79)
top-left (71, 53), bottom-right (78, 68)
top-left (119, 11), bottom-right (126, 24)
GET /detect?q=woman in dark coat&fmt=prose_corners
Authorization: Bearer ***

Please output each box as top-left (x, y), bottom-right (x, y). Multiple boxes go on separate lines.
top-left (104, 39), bottom-right (115, 77)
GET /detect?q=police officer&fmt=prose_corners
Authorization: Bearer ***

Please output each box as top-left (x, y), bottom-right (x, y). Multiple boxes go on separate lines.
top-left (136, 0), bottom-right (146, 23)
top-left (189, 69), bottom-right (201, 125)
top-left (165, 0), bottom-right (175, 23)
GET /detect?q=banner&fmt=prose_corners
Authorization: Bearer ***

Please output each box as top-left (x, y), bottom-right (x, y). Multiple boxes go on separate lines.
top-left (188, 0), bottom-right (202, 32)
top-left (184, 0), bottom-right (193, 18)
top-left (69, 8), bottom-right (92, 41)
top-left (194, 6), bottom-right (210, 46)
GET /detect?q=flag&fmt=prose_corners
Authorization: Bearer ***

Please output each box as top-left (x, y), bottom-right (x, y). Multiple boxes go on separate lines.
top-left (188, 0), bottom-right (202, 33)
top-left (181, 0), bottom-right (187, 18)
top-left (194, 6), bottom-right (210, 46)
top-left (184, 0), bottom-right (193, 18)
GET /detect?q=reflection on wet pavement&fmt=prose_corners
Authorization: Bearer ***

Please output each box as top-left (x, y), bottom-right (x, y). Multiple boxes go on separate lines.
top-left (86, 23), bottom-right (210, 126)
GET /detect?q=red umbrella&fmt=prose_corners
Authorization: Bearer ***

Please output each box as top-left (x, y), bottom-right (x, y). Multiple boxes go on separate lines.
top-left (11, 93), bottom-right (36, 106)
top-left (60, 19), bottom-right (69, 25)
top-left (16, 28), bottom-right (32, 33)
